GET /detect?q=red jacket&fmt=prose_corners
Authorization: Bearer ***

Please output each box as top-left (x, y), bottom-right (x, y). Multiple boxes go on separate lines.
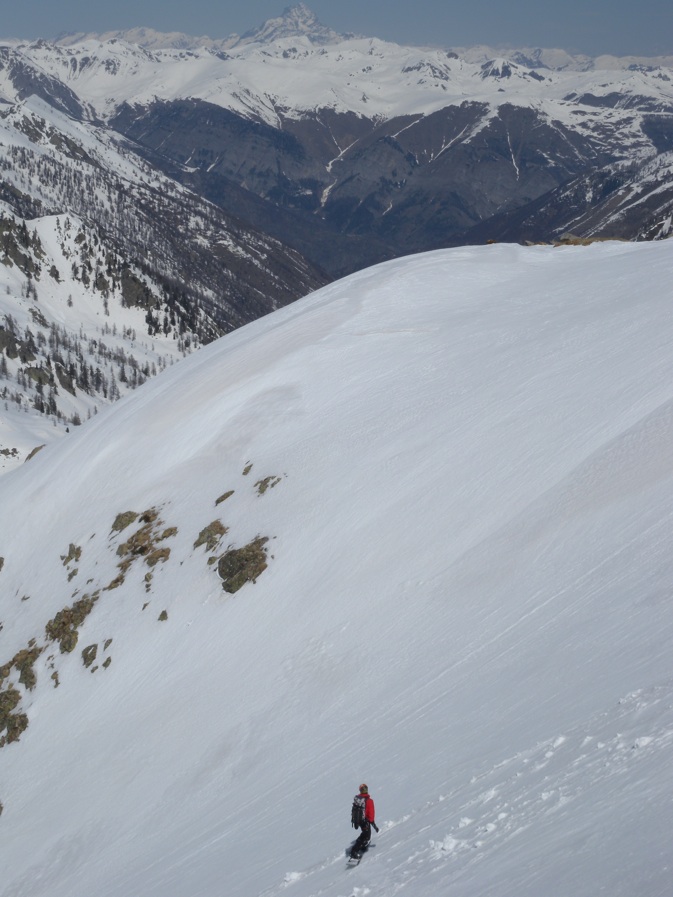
top-left (363, 794), bottom-right (375, 822)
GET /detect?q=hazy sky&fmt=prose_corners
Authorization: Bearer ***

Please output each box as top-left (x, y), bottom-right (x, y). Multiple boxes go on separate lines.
top-left (2, 1), bottom-right (672, 57)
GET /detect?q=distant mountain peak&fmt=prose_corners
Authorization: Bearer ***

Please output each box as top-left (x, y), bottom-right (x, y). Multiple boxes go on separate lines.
top-left (237, 4), bottom-right (352, 46)
top-left (480, 58), bottom-right (517, 79)
top-left (55, 26), bottom-right (228, 51)
top-left (55, 6), bottom-right (352, 52)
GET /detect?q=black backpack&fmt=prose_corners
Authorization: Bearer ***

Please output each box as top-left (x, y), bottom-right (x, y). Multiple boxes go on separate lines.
top-left (351, 794), bottom-right (366, 828)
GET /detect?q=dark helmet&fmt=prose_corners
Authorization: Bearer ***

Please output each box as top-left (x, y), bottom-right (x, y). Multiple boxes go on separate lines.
top-left (359, 783), bottom-right (368, 793)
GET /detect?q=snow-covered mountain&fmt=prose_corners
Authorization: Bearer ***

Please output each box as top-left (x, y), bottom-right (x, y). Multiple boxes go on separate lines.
top-left (236, 3), bottom-right (352, 47)
top-left (2, 6), bottom-right (672, 468)
top-left (55, 6), bottom-right (673, 71)
top-left (0, 80), bottom-right (326, 470)
top-left (56, 3), bottom-right (352, 52)
top-left (465, 150), bottom-right (673, 243)
top-left (1, 238), bottom-right (672, 896)
top-left (0, 204), bottom-right (212, 475)
top-left (454, 43), bottom-right (673, 73)
top-left (8, 4), bottom-right (671, 260)
top-left (18, 23), bottom-right (672, 129)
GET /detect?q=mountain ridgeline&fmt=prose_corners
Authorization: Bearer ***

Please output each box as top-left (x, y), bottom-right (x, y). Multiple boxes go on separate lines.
top-left (1, 5), bottom-right (672, 465)
top-left (4, 6), bottom-right (673, 274)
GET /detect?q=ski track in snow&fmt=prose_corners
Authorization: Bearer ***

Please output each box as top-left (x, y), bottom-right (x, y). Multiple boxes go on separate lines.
top-left (269, 683), bottom-right (673, 897)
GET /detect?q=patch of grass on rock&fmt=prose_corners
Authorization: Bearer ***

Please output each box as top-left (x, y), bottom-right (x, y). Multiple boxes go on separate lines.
top-left (146, 547), bottom-right (171, 567)
top-left (117, 512), bottom-right (158, 560)
top-left (194, 520), bottom-right (228, 553)
top-left (217, 537), bottom-right (269, 594)
top-left (0, 684), bottom-right (29, 746)
top-left (1, 644), bottom-right (44, 695)
top-left (60, 543), bottom-right (81, 566)
top-left (81, 644), bottom-right (98, 668)
top-left (26, 445), bottom-right (45, 462)
top-left (111, 511), bottom-right (139, 534)
top-left (45, 595), bottom-right (98, 653)
top-left (106, 572), bottom-right (125, 591)
top-left (12, 647), bottom-right (42, 690)
top-left (255, 476), bottom-right (282, 495)
top-left (116, 508), bottom-right (175, 573)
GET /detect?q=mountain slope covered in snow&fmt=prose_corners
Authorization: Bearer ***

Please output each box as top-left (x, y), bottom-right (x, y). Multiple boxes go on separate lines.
top-left (1, 238), bottom-right (672, 896)
top-left (1, 5), bottom-right (671, 471)
top-left (0, 206), bottom-right (208, 474)
top-left (0, 84), bottom-right (326, 472)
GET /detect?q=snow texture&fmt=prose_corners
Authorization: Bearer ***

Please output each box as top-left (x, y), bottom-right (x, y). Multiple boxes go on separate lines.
top-left (1, 239), bottom-right (673, 897)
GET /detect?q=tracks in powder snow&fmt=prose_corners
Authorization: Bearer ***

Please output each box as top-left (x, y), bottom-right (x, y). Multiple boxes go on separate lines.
top-left (259, 680), bottom-right (673, 896)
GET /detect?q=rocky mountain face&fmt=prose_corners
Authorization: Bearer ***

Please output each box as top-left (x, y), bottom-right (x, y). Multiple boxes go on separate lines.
top-left (463, 152), bottom-right (673, 244)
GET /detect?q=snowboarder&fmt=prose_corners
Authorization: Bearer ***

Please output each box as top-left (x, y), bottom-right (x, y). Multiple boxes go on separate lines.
top-left (350, 783), bottom-right (377, 859)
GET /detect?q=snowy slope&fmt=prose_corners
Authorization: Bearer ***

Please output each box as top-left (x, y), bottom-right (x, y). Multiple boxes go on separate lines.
top-left (0, 86), bottom-right (325, 472)
top-left (1, 239), bottom-right (673, 897)
top-left (0, 208), bottom-right (196, 474)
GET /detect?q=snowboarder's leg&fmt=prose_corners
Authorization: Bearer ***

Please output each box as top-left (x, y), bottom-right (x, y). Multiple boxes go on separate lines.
top-left (350, 820), bottom-right (371, 858)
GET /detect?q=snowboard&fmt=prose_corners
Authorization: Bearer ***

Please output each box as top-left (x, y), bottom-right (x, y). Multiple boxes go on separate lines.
top-left (346, 843), bottom-right (374, 867)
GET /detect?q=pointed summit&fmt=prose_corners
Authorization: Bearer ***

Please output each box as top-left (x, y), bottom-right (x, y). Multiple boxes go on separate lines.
top-left (237, 4), bottom-right (351, 46)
